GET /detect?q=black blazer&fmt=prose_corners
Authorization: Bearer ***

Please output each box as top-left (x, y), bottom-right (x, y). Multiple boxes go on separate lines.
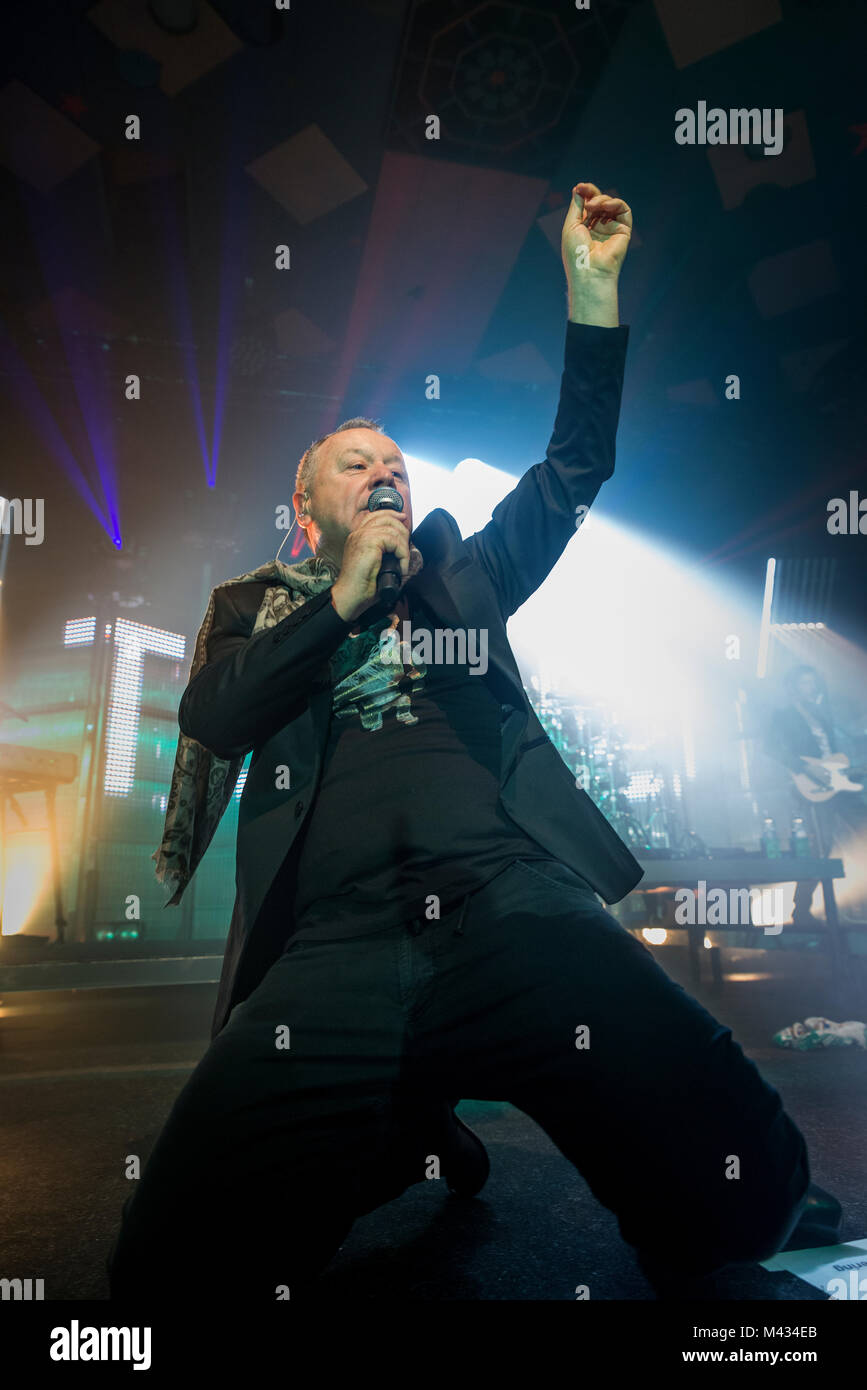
top-left (179, 320), bottom-right (644, 1040)
top-left (763, 704), bottom-right (837, 774)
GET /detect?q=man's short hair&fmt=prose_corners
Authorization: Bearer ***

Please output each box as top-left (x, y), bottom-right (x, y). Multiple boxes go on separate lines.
top-left (295, 417), bottom-right (385, 504)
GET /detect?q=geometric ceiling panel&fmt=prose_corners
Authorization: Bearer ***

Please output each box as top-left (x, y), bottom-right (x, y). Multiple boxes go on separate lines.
top-left (341, 151), bottom-right (547, 374)
top-left (707, 110), bottom-right (815, 211)
top-left (779, 340), bottom-right (848, 394)
top-left (536, 202), bottom-right (569, 257)
top-left (653, 0), bottom-right (782, 70)
top-left (273, 307), bottom-right (336, 357)
top-left (0, 81), bottom-right (101, 193)
top-left (246, 124), bottom-right (368, 224)
top-left (88, 0), bottom-right (242, 96)
top-left (415, 4), bottom-right (578, 155)
top-left (476, 340), bottom-right (557, 388)
top-left (386, 0), bottom-right (642, 173)
top-left (748, 239), bottom-right (839, 319)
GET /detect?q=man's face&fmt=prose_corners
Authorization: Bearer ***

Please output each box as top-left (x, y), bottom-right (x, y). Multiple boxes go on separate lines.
top-left (294, 428), bottom-right (412, 564)
top-left (795, 673), bottom-right (818, 702)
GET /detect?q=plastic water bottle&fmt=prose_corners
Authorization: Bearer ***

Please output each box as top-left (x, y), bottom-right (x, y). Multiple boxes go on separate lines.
top-left (761, 815), bottom-right (781, 858)
top-left (791, 816), bottom-right (811, 858)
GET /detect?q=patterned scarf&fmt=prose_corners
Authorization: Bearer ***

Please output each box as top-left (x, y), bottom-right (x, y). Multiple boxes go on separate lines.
top-left (152, 542), bottom-right (424, 904)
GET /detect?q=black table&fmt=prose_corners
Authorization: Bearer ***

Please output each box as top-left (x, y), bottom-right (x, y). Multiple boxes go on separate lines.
top-left (633, 856), bottom-right (853, 998)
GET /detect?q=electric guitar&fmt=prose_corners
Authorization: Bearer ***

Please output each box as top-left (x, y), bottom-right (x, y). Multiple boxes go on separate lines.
top-left (790, 753), bottom-right (867, 804)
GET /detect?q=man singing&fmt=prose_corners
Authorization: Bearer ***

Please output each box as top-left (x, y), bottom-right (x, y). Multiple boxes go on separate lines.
top-left (109, 183), bottom-right (812, 1301)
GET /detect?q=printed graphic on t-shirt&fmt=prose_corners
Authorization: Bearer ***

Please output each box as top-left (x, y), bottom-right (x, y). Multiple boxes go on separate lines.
top-left (330, 611), bottom-right (426, 731)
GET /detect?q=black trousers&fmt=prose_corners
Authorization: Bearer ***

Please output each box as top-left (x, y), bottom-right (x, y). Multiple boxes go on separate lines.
top-left (793, 792), bottom-right (867, 914)
top-left (108, 857), bottom-right (809, 1300)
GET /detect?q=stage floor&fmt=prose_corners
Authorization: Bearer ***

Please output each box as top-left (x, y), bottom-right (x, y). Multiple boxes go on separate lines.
top-left (0, 943), bottom-right (862, 1300)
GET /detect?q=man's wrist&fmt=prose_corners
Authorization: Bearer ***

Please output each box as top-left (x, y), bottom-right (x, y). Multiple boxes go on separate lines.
top-left (330, 582), bottom-right (355, 623)
top-left (566, 275), bottom-right (619, 327)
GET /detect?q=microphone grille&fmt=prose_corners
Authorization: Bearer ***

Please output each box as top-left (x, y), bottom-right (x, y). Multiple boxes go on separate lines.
top-left (368, 485), bottom-right (403, 513)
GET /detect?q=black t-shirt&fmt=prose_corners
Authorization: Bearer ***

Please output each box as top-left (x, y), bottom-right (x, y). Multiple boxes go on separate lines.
top-left (291, 581), bottom-right (549, 938)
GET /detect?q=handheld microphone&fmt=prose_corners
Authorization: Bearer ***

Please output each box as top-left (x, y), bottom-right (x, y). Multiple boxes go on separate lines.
top-left (367, 485), bottom-right (404, 606)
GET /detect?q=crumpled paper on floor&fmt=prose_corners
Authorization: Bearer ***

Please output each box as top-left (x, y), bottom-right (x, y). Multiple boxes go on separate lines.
top-left (773, 1017), bottom-right (866, 1050)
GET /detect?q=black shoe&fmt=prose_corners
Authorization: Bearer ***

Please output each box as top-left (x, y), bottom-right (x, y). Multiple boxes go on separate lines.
top-left (637, 1183), bottom-right (843, 1295)
top-left (636, 1247), bottom-right (731, 1298)
top-left (441, 1102), bottom-right (490, 1198)
top-left (781, 1182), bottom-right (843, 1251)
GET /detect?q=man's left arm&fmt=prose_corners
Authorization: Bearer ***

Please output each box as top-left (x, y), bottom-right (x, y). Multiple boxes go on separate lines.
top-left (466, 181), bottom-right (632, 618)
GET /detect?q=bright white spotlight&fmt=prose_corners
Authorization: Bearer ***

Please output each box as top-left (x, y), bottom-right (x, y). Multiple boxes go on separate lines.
top-left (398, 449), bottom-right (763, 806)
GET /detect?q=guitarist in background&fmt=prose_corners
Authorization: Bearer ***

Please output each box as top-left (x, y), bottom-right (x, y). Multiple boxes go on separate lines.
top-left (764, 664), bottom-right (867, 924)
